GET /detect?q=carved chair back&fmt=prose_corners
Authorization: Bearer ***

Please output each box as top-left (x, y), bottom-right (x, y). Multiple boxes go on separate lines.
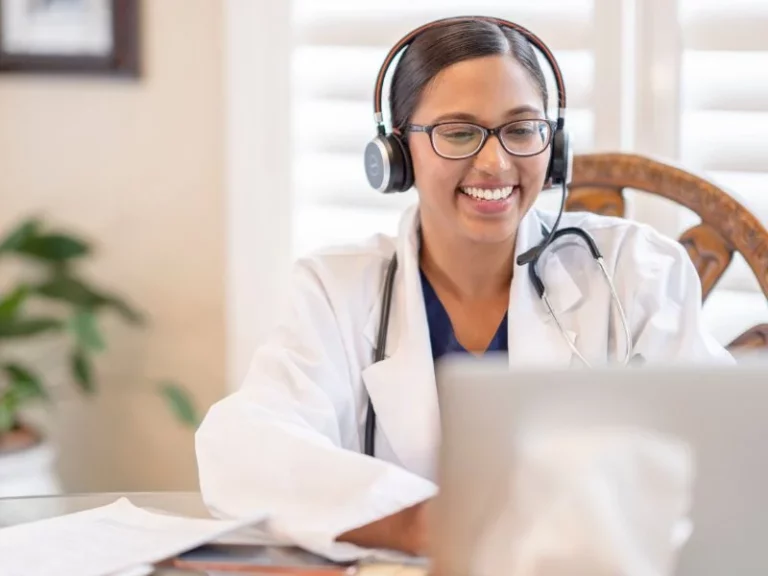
top-left (567, 153), bottom-right (768, 351)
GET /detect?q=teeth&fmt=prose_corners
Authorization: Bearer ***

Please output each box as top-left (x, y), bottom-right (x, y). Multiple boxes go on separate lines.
top-left (460, 186), bottom-right (514, 200)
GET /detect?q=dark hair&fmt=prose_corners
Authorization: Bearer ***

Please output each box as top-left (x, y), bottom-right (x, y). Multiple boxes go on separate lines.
top-left (389, 20), bottom-right (549, 130)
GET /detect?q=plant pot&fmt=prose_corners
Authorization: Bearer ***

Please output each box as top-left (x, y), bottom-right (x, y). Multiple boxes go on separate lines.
top-left (0, 423), bottom-right (62, 498)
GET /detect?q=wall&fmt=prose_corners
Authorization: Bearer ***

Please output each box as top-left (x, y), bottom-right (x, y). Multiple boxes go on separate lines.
top-left (224, 0), bottom-right (293, 389)
top-left (0, 0), bottom-right (225, 492)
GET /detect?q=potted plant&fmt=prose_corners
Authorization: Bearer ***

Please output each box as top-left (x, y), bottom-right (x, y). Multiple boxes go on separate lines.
top-left (0, 216), bottom-right (199, 497)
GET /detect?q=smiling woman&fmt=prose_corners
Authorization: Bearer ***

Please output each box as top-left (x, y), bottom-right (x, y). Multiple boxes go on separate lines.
top-left (196, 15), bottom-right (732, 561)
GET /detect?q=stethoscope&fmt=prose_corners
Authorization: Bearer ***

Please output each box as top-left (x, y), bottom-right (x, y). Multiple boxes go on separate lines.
top-left (364, 218), bottom-right (634, 457)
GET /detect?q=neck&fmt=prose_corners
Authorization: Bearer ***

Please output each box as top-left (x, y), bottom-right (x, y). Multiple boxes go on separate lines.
top-left (418, 221), bottom-right (516, 301)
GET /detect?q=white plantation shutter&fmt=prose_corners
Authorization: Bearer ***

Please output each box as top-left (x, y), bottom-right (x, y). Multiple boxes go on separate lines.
top-left (677, 0), bottom-right (768, 296)
top-left (673, 0), bottom-right (768, 342)
top-left (290, 0), bottom-right (603, 257)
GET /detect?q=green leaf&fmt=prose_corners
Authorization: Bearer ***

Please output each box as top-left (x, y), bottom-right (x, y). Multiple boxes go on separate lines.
top-left (0, 394), bottom-right (16, 435)
top-left (0, 285), bottom-right (29, 320)
top-left (157, 382), bottom-right (199, 428)
top-left (3, 363), bottom-right (47, 402)
top-left (100, 293), bottom-right (144, 325)
top-left (14, 233), bottom-right (90, 262)
top-left (0, 317), bottom-right (64, 339)
top-left (33, 275), bottom-right (143, 325)
top-left (70, 349), bottom-right (95, 394)
top-left (68, 310), bottom-right (106, 352)
top-left (0, 218), bottom-right (41, 254)
top-left (34, 275), bottom-right (102, 308)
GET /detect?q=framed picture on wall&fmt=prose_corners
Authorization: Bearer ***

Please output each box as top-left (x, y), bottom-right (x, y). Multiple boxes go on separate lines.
top-left (0, 0), bottom-right (139, 76)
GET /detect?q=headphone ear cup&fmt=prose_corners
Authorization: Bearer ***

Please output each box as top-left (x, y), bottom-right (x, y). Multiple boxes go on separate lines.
top-left (547, 127), bottom-right (572, 186)
top-left (392, 134), bottom-right (414, 192)
top-left (364, 134), bottom-right (413, 193)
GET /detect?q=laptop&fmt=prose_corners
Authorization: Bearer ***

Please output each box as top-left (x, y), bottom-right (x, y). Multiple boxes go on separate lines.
top-left (432, 356), bottom-right (768, 576)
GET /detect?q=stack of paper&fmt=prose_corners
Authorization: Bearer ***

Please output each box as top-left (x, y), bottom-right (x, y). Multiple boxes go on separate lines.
top-left (0, 497), bottom-right (267, 576)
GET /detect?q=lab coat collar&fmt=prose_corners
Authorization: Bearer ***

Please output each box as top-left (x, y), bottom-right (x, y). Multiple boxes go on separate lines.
top-left (361, 205), bottom-right (584, 477)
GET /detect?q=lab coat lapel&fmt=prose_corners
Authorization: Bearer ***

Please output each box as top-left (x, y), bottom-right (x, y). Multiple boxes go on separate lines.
top-left (506, 209), bottom-right (584, 368)
top-left (361, 207), bottom-right (440, 480)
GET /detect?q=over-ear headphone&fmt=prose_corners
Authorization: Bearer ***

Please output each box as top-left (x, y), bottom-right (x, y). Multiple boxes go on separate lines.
top-left (363, 15), bottom-right (572, 196)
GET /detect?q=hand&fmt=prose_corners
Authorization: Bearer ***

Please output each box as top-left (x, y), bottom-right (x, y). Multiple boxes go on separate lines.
top-left (399, 499), bottom-right (431, 555)
top-left (337, 499), bottom-right (432, 556)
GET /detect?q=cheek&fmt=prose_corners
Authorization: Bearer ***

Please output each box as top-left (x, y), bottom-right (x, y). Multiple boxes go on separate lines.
top-left (409, 138), bottom-right (466, 197)
top-left (519, 151), bottom-right (551, 187)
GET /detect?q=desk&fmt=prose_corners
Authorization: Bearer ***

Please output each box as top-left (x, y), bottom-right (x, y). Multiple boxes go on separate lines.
top-left (0, 491), bottom-right (209, 529)
top-left (0, 491), bottom-right (340, 575)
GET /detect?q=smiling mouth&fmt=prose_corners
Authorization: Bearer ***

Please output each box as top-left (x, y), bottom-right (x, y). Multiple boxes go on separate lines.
top-left (458, 185), bottom-right (517, 201)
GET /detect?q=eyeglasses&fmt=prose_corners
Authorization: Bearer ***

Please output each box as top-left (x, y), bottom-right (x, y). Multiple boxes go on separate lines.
top-left (406, 119), bottom-right (556, 160)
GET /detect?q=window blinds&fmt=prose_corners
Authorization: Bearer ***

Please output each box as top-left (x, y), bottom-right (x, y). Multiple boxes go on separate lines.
top-left (679, 0), bottom-right (768, 293)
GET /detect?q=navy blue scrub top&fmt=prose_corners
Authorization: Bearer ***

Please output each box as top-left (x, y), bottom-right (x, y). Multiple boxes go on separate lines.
top-left (420, 268), bottom-right (509, 361)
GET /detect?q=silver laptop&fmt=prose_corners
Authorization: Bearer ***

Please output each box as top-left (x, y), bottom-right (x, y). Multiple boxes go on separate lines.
top-left (432, 356), bottom-right (768, 576)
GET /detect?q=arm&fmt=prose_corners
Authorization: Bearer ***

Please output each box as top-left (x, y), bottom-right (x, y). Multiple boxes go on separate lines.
top-left (195, 259), bottom-right (436, 559)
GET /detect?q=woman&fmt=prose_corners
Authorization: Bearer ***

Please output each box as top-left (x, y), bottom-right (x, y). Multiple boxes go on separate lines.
top-left (196, 18), bottom-right (731, 559)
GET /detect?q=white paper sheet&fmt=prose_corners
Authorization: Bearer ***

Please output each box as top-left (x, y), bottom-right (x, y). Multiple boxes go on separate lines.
top-left (0, 497), bottom-right (267, 576)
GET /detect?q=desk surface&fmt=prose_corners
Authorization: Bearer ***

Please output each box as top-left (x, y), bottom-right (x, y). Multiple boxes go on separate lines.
top-left (0, 491), bottom-right (211, 529)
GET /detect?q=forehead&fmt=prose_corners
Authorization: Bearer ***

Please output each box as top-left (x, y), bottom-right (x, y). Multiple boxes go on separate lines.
top-left (411, 54), bottom-right (545, 124)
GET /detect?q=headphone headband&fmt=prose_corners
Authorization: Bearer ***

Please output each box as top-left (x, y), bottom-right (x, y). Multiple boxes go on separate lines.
top-left (372, 15), bottom-right (567, 132)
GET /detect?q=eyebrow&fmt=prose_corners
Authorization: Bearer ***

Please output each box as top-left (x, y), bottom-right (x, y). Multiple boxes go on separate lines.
top-left (430, 105), bottom-right (543, 123)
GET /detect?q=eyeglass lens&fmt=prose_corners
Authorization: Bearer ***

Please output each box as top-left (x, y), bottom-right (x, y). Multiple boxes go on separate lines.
top-left (431, 120), bottom-right (552, 159)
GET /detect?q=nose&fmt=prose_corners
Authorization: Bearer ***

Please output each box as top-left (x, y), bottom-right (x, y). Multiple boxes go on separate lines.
top-left (472, 132), bottom-right (512, 174)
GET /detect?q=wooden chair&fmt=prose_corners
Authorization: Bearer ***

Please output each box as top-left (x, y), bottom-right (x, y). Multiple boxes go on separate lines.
top-left (567, 152), bottom-right (768, 352)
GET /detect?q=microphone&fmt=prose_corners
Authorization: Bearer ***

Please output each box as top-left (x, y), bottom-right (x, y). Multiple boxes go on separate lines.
top-left (516, 179), bottom-right (567, 266)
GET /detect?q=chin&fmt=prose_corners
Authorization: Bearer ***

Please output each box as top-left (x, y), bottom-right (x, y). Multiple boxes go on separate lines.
top-left (460, 219), bottom-right (519, 245)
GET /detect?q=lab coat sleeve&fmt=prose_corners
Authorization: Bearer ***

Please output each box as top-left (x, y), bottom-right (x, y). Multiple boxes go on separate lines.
top-left (617, 224), bottom-right (734, 364)
top-left (195, 258), bottom-right (437, 560)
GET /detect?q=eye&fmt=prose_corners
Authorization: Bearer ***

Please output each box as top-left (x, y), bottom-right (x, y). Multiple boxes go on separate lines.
top-left (505, 122), bottom-right (536, 137)
top-left (434, 123), bottom-right (481, 141)
top-left (440, 129), bottom-right (477, 141)
top-left (503, 120), bottom-right (551, 144)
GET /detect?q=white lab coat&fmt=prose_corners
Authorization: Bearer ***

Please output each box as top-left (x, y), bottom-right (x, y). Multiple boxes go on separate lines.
top-left (195, 204), bottom-right (732, 560)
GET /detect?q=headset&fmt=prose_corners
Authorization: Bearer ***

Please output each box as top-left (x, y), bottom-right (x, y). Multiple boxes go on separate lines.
top-left (362, 14), bottom-right (573, 266)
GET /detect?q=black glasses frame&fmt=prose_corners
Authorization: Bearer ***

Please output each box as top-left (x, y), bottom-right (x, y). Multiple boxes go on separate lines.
top-left (406, 119), bottom-right (557, 160)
